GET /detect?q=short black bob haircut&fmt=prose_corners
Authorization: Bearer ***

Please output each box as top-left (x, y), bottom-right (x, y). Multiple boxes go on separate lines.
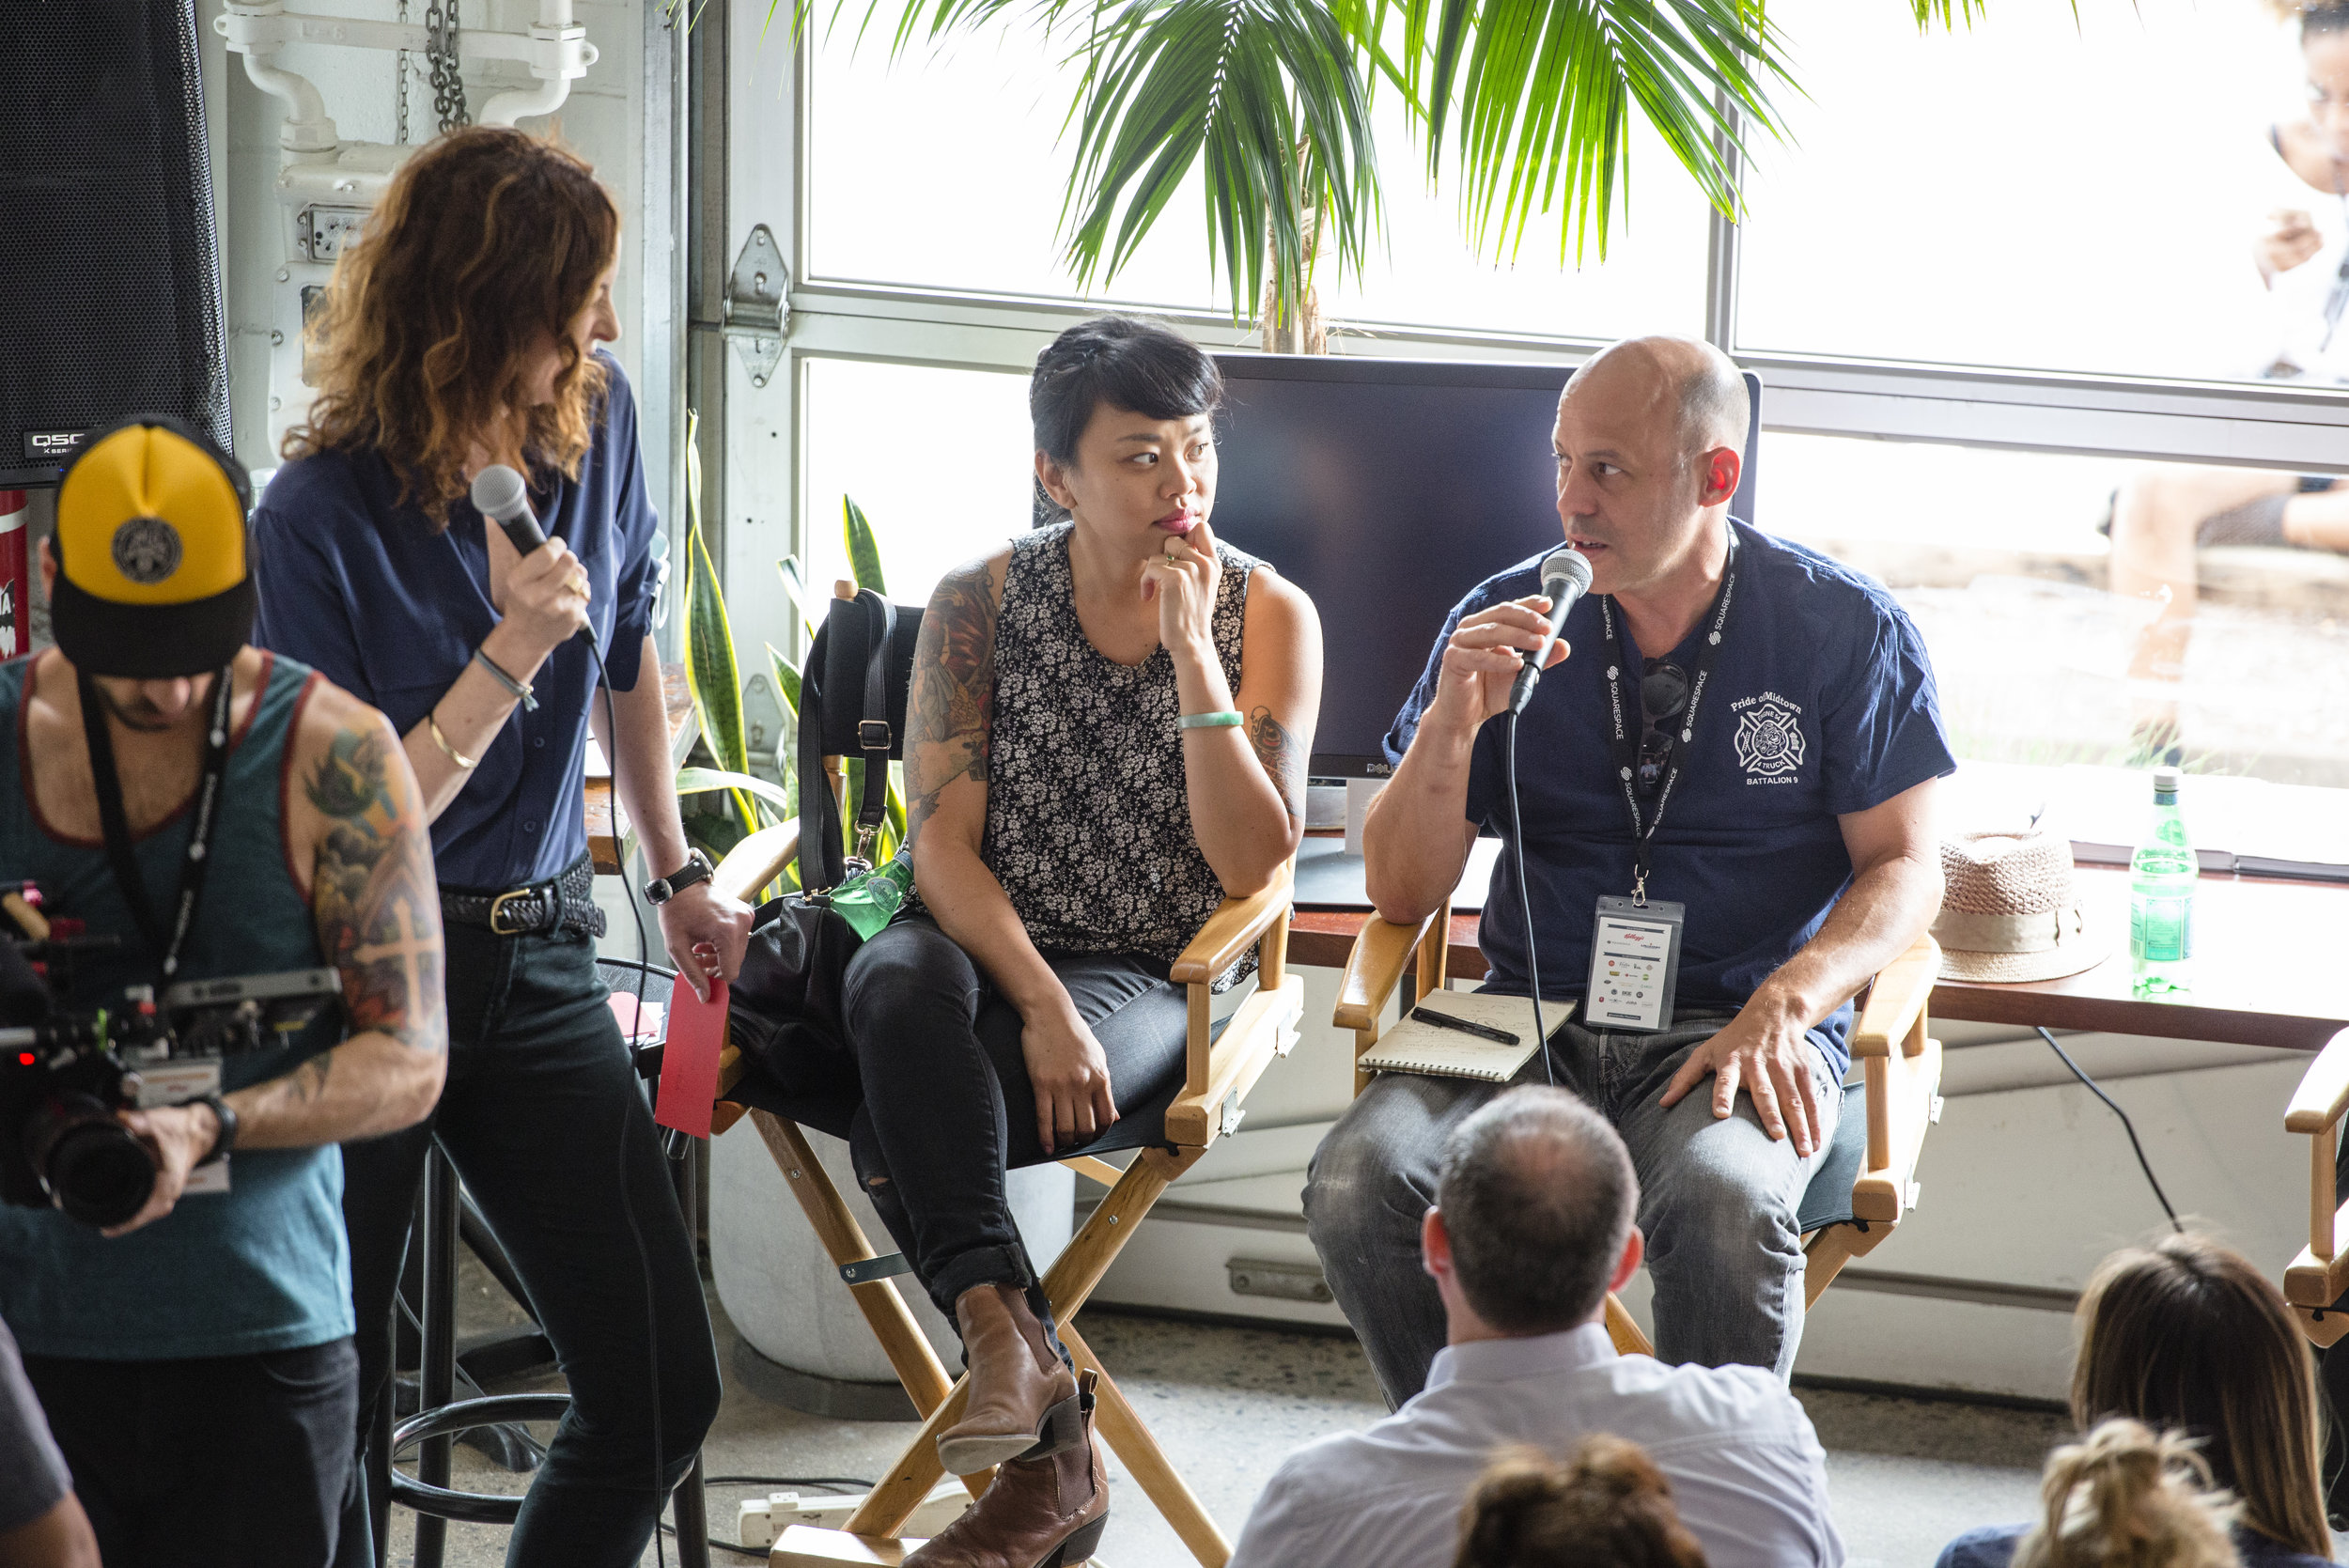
top-left (1031, 316), bottom-right (1222, 470)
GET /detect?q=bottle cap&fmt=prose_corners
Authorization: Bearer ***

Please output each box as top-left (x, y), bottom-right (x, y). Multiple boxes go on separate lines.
top-left (2153, 767), bottom-right (2183, 793)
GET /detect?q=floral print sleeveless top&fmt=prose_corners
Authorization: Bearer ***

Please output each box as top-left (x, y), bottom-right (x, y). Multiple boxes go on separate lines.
top-left (982, 521), bottom-right (1258, 985)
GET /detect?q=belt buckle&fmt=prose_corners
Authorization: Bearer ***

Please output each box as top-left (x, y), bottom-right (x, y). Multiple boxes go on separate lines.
top-left (488, 888), bottom-right (539, 937)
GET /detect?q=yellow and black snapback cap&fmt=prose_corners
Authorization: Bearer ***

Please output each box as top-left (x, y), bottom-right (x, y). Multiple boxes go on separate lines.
top-left (51, 416), bottom-right (255, 679)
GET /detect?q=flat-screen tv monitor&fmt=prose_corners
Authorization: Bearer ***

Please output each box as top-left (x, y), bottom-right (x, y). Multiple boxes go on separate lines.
top-left (1208, 355), bottom-right (1760, 779)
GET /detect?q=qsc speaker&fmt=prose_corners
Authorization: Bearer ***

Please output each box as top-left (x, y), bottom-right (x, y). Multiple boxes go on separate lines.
top-left (0, 0), bottom-right (230, 487)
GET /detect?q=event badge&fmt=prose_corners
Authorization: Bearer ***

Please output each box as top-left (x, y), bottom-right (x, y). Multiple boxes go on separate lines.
top-left (1584, 895), bottom-right (1685, 1032)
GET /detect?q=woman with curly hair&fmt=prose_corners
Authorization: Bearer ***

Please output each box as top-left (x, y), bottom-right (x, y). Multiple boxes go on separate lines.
top-left (252, 126), bottom-right (745, 1568)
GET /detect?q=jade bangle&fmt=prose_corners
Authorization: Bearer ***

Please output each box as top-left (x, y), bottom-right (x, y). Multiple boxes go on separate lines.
top-left (1176, 710), bottom-right (1244, 730)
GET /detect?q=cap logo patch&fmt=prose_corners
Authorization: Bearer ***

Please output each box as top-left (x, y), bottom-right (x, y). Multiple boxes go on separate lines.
top-left (111, 517), bottom-right (183, 584)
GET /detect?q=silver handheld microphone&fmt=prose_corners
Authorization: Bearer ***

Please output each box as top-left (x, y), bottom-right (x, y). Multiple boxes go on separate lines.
top-left (1506, 547), bottom-right (1594, 715)
top-left (469, 464), bottom-right (597, 647)
top-left (469, 464), bottom-right (546, 555)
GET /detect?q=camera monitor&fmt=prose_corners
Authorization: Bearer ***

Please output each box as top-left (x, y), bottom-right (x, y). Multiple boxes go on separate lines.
top-left (1208, 354), bottom-right (1760, 780)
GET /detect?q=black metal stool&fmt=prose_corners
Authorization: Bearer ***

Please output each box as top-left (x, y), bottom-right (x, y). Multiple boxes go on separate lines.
top-left (374, 959), bottom-right (710, 1568)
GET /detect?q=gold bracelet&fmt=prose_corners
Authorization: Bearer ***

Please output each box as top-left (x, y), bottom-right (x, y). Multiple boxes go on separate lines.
top-left (426, 712), bottom-right (478, 770)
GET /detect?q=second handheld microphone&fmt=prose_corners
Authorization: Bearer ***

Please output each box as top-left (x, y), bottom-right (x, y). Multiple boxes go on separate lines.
top-left (1506, 547), bottom-right (1594, 715)
top-left (470, 464), bottom-right (598, 648)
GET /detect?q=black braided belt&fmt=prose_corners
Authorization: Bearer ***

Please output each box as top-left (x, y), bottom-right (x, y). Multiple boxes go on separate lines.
top-left (439, 856), bottom-right (606, 939)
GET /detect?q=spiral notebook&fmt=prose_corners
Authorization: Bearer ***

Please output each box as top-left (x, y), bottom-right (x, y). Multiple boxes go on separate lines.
top-left (1356, 993), bottom-right (1573, 1083)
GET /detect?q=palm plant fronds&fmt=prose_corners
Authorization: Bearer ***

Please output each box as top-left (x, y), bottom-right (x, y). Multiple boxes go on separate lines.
top-left (1060, 0), bottom-right (1381, 323)
top-left (1408, 0), bottom-right (1788, 265)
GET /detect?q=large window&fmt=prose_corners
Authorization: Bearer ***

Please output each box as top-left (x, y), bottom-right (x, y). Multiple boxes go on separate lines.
top-left (769, 0), bottom-right (2349, 864)
top-left (805, 23), bottom-right (1709, 339)
top-left (1738, 0), bottom-right (2314, 384)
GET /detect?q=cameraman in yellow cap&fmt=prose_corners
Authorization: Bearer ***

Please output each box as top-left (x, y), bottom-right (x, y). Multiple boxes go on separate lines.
top-left (0, 416), bottom-right (448, 1567)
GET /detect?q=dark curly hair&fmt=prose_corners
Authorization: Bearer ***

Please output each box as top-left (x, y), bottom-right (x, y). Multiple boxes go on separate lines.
top-left (286, 126), bottom-right (619, 525)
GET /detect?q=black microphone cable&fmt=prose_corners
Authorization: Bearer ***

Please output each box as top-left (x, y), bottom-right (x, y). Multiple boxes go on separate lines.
top-left (1504, 712), bottom-right (1555, 1087)
top-left (2035, 1025), bottom-right (2183, 1233)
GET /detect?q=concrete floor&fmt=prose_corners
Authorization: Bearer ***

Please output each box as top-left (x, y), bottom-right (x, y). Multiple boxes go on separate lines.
top-left (381, 1255), bottom-right (2085, 1568)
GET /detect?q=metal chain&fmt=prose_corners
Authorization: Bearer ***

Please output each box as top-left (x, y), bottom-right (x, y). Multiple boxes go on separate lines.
top-left (425, 0), bottom-right (469, 133)
top-left (395, 0), bottom-right (411, 144)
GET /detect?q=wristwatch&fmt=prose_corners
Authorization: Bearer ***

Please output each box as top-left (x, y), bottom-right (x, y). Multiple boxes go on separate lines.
top-left (645, 849), bottom-right (715, 907)
top-left (191, 1092), bottom-right (237, 1167)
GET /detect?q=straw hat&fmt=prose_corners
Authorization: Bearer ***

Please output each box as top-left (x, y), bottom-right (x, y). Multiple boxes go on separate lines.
top-left (1932, 827), bottom-right (2110, 984)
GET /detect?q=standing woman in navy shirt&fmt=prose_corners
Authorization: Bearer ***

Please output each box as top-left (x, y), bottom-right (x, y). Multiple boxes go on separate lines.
top-left (251, 128), bottom-right (746, 1568)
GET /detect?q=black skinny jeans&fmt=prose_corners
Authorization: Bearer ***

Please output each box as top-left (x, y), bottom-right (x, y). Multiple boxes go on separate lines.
top-left (333, 919), bottom-right (722, 1568)
top-left (842, 916), bottom-right (1190, 1320)
top-left (29, 1339), bottom-right (357, 1567)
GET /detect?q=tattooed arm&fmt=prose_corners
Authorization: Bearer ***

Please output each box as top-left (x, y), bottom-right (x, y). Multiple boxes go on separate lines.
top-left (227, 687), bottom-right (448, 1147)
top-left (105, 683), bottom-right (447, 1235)
top-left (905, 551), bottom-right (1115, 1153)
top-left (1176, 564), bottom-right (1322, 895)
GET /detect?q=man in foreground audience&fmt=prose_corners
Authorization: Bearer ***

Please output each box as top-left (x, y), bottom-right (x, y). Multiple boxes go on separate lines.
top-left (1230, 1087), bottom-right (1843, 1568)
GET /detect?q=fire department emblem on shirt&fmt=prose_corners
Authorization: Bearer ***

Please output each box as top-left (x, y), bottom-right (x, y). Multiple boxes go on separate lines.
top-left (1734, 699), bottom-right (1806, 776)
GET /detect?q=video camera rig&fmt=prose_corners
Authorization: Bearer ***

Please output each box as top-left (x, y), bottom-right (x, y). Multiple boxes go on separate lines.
top-left (0, 880), bottom-right (340, 1228)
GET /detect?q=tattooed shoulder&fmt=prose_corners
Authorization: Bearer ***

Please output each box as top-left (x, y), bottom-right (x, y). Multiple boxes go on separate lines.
top-left (905, 555), bottom-right (1003, 839)
top-left (304, 705), bottom-right (447, 1053)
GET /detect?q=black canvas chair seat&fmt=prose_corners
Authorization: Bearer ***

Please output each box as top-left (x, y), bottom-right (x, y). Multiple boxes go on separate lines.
top-left (716, 1012), bottom-right (1231, 1160)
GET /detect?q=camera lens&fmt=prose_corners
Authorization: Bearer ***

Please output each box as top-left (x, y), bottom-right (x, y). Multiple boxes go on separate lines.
top-left (26, 1094), bottom-right (156, 1229)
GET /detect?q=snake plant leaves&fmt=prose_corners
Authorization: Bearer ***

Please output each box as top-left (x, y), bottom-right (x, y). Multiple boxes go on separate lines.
top-left (844, 496), bottom-right (887, 596)
top-left (677, 767), bottom-right (796, 819)
top-left (767, 644), bottom-right (802, 719)
top-left (681, 410), bottom-right (764, 831)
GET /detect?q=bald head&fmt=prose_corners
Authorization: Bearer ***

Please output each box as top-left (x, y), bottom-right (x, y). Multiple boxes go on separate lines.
top-left (1565, 335), bottom-right (1749, 462)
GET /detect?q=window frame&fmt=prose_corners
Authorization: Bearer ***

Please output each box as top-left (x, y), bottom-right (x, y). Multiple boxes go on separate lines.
top-left (735, 37), bottom-right (2349, 683)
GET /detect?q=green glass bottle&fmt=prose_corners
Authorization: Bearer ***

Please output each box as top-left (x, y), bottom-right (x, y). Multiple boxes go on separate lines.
top-left (2129, 766), bottom-right (2195, 995)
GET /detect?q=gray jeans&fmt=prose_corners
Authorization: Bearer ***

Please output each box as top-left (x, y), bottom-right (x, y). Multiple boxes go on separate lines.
top-left (1304, 1008), bottom-right (1837, 1406)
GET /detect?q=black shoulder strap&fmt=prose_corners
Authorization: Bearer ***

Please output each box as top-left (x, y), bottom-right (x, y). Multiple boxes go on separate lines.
top-left (76, 665), bottom-right (233, 980)
top-left (853, 591), bottom-right (896, 840)
top-left (797, 620), bottom-right (841, 894)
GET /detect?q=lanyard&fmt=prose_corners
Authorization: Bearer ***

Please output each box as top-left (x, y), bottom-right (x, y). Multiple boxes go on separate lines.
top-left (77, 665), bottom-right (235, 983)
top-left (1599, 534), bottom-right (1739, 907)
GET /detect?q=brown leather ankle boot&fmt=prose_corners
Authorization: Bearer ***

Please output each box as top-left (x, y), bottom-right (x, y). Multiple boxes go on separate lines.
top-left (936, 1283), bottom-right (1079, 1474)
top-left (908, 1371), bottom-right (1109, 1568)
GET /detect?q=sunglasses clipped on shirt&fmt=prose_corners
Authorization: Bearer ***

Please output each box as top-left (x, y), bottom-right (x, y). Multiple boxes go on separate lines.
top-left (1636, 660), bottom-right (1690, 797)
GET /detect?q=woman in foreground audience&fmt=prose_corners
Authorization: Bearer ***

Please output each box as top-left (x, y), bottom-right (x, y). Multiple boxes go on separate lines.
top-left (1936, 1234), bottom-right (2336, 1568)
top-left (849, 315), bottom-right (1321, 1566)
top-left (1943, 1420), bottom-right (2242, 1568)
top-left (1455, 1436), bottom-right (1707, 1568)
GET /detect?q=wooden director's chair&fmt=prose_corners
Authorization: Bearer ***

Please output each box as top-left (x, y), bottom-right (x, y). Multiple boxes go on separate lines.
top-left (1333, 908), bottom-right (1945, 1356)
top-left (2279, 1027), bottom-right (2349, 1346)
top-left (700, 816), bottom-right (1304, 1566)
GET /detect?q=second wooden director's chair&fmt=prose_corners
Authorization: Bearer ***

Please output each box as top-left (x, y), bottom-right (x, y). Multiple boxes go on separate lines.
top-left (700, 814), bottom-right (1303, 1567)
top-left (2278, 1027), bottom-right (2349, 1347)
top-left (1333, 906), bottom-right (1945, 1356)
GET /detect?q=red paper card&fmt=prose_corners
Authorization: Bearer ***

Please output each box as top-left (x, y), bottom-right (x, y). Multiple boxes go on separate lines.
top-left (654, 974), bottom-right (727, 1140)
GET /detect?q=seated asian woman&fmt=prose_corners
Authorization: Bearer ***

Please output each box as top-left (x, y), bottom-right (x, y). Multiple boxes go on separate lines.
top-left (835, 315), bottom-right (1323, 1568)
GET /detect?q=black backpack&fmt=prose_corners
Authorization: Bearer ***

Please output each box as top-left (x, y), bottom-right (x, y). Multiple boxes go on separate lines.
top-left (725, 590), bottom-right (922, 1108)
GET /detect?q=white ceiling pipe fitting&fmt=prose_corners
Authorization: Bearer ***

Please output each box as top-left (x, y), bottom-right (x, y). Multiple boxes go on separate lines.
top-left (217, 2), bottom-right (338, 154)
top-left (478, 0), bottom-right (594, 127)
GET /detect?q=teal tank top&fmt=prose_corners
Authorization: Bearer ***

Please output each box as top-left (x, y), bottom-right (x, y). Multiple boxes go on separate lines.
top-left (0, 651), bottom-right (354, 1359)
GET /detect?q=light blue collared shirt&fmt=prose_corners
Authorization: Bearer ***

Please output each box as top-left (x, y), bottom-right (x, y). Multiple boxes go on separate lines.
top-left (1228, 1323), bottom-right (1844, 1568)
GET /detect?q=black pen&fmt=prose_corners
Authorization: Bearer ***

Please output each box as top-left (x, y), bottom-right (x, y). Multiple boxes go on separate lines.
top-left (1409, 1006), bottom-right (1520, 1047)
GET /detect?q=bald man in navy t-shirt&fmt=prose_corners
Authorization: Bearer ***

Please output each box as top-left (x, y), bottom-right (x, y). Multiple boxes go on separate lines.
top-left (1305, 336), bottom-right (1954, 1401)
